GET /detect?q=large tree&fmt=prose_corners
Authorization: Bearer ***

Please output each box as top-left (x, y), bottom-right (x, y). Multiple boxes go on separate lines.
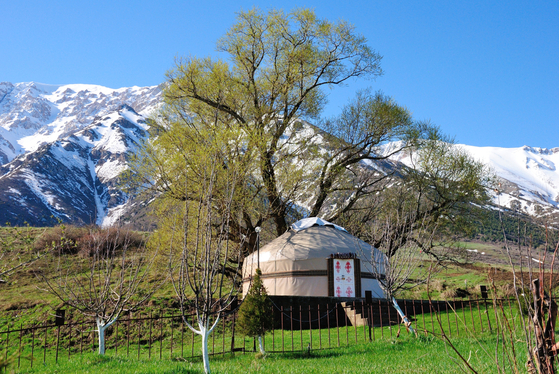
top-left (130, 8), bottom-right (490, 273)
top-left (146, 8), bottom-right (428, 239)
top-left (132, 9), bottom-right (434, 245)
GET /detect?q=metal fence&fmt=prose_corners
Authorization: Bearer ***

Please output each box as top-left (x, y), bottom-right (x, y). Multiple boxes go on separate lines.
top-left (0, 297), bottom-right (523, 369)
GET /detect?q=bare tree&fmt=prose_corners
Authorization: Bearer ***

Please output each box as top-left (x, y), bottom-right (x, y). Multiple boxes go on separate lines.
top-left (498, 215), bottom-right (559, 373)
top-left (39, 228), bottom-right (162, 355)
top-left (368, 210), bottom-right (439, 301)
top-left (170, 155), bottom-right (245, 374)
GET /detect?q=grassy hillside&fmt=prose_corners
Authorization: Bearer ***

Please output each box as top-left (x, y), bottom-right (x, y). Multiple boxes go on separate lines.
top-left (0, 225), bottom-right (535, 322)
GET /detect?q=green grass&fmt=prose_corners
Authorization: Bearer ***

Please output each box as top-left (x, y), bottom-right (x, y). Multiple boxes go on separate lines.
top-left (1, 301), bottom-right (532, 373)
top-left (5, 332), bottom-right (527, 374)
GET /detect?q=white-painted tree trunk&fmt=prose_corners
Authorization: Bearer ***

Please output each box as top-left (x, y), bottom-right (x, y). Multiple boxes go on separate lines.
top-left (96, 317), bottom-right (118, 355)
top-left (258, 335), bottom-right (265, 355)
top-left (201, 325), bottom-right (211, 374)
top-left (391, 297), bottom-right (416, 335)
top-left (186, 315), bottom-right (220, 374)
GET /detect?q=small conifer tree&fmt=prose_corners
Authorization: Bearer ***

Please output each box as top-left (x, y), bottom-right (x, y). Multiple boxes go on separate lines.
top-left (237, 268), bottom-right (273, 354)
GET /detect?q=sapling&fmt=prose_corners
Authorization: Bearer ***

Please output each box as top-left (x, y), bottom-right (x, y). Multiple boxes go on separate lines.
top-left (237, 268), bottom-right (273, 354)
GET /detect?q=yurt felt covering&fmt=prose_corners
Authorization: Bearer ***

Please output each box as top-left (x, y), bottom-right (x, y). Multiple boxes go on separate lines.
top-left (242, 218), bottom-right (385, 298)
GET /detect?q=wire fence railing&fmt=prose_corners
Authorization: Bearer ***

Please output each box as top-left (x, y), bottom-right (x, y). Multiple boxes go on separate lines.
top-left (0, 297), bottom-right (524, 370)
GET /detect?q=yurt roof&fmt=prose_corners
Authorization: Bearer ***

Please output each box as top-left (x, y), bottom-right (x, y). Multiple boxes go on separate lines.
top-left (246, 218), bottom-right (374, 264)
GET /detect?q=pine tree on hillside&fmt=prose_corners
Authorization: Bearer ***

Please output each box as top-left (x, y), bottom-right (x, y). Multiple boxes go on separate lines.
top-left (237, 269), bottom-right (273, 354)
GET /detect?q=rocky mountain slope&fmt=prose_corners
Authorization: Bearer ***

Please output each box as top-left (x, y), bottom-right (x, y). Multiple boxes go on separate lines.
top-left (460, 145), bottom-right (559, 219)
top-left (0, 82), bottom-right (161, 226)
top-left (0, 81), bottom-right (557, 227)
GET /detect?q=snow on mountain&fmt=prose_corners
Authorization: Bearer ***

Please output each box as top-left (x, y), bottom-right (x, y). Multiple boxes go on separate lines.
top-left (1, 80), bottom-right (557, 227)
top-left (384, 141), bottom-right (559, 217)
top-left (459, 145), bottom-right (559, 215)
top-left (0, 82), bottom-right (161, 227)
top-left (0, 81), bottom-right (161, 164)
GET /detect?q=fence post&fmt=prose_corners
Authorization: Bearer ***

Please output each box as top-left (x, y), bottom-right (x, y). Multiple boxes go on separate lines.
top-left (68, 320), bottom-right (71, 359)
top-left (327, 303), bottom-right (331, 348)
top-left (365, 292), bottom-right (372, 342)
top-left (309, 304), bottom-right (312, 350)
top-left (230, 299), bottom-right (237, 354)
top-left (361, 300), bottom-right (366, 342)
top-left (421, 301), bottom-right (426, 336)
top-left (43, 324), bottom-right (47, 364)
top-left (18, 324), bottom-right (22, 368)
top-left (80, 317), bottom-right (84, 355)
top-left (378, 300), bottom-right (383, 339)
top-left (353, 301), bottom-right (357, 343)
top-left (446, 302), bottom-right (452, 337)
top-left (386, 300), bottom-right (392, 339)
top-left (55, 325), bottom-right (61, 363)
top-left (171, 315), bottom-right (174, 358)
top-left (290, 306), bottom-right (294, 352)
top-left (336, 303), bottom-right (340, 347)
top-left (159, 311), bottom-right (163, 360)
top-left (5, 322), bottom-right (10, 361)
top-left (469, 299), bottom-right (475, 333)
top-left (370, 303), bottom-right (375, 341)
top-left (345, 303), bottom-right (349, 345)
top-left (31, 326), bottom-right (35, 368)
top-left (454, 300), bottom-right (459, 337)
top-left (281, 305), bottom-right (284, 353)
top-left (137, 313), bottom-right (141, 360)
top-left (484, 299), bottom-right (492, 333)
top-left (318, 304), bottom-right (322, 349)
top-left (477, 300), bottom-right (483, 332)
top-left (430, 302), bottom-right (435, 335)
top-left (148, 311), bottom-right (153, 359)
top-left (299, 305), bottom-right (303, 350)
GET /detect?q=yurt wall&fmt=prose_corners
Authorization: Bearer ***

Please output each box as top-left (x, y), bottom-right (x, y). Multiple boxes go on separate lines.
top-left (242, 218), bottom-right (386, 299)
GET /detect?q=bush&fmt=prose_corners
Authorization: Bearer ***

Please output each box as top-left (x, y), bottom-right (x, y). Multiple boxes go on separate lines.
top-left (237, 269), bottom-right (273, 339)
top-left (34, 225), bottom-right (87, 254)
top-left (77, 228), bottom-right (145, 257)
top-left (34, 225), bottom-right (145, 256)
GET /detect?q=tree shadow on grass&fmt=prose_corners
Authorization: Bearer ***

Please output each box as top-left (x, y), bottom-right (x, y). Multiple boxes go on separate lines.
top-left (273, 348), bottom-right (345, 361)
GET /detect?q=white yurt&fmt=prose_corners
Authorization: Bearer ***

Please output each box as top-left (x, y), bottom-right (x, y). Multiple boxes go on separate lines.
top-left (242, 217), bottom-right (386, 298)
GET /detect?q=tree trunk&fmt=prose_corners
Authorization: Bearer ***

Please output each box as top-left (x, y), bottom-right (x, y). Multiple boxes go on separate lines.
top-left (258, 335), bottom-right (265, 354)
top-left (97, 319), bottom-right (107, 355)
top-left (96, 317), bottom-right (118, 355)
top-left (200, 325), bottom-right (211, 374)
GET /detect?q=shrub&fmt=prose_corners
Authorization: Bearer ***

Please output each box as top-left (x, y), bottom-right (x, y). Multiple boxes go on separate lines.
top-left (77, 228), bottom-right (145, 257)
top-left (237, 269), bottom-right (273, 340)
top-left (34, 225), bottom-right (87, 254)
top-left (430, 279), bottom-right (447, 292)
top-left (34, 225), bottom-right (145, 256)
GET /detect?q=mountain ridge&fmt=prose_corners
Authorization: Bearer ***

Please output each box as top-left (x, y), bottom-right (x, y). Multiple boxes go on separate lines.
top-left (0, 81), bottom-right (557, 228)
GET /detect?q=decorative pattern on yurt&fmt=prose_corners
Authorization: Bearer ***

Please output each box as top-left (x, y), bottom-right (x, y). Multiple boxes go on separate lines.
top-left (242, 217), bottom-right (385, 298)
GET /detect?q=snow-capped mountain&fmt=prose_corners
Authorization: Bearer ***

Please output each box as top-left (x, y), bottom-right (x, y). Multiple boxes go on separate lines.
top-left (388, 141), bottom-right (559, 218)
top-left (0, 82), bottom-right (160, 164)
top-left (460, 145), bottom-right (559, 216)
top-left (1, 81), bottom-right (558, 228)
top-left (0, 82), bottom-right (161, 226)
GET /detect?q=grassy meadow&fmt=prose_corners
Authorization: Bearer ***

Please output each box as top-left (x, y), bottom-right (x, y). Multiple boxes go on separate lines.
top-left (0, 226), bottom-right (546, 373)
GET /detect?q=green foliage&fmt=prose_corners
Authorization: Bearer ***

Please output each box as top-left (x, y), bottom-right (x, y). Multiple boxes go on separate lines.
top-left (467, 207), bottom-right (558, 248)
top-left (237, 269), bottom-right (273, 338)
top-left (132, 7), bottom-right (405, 238)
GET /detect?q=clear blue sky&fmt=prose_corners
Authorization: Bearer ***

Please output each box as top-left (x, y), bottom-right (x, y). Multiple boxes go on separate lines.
top-left (2, 0), bottom-right (557, 149)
